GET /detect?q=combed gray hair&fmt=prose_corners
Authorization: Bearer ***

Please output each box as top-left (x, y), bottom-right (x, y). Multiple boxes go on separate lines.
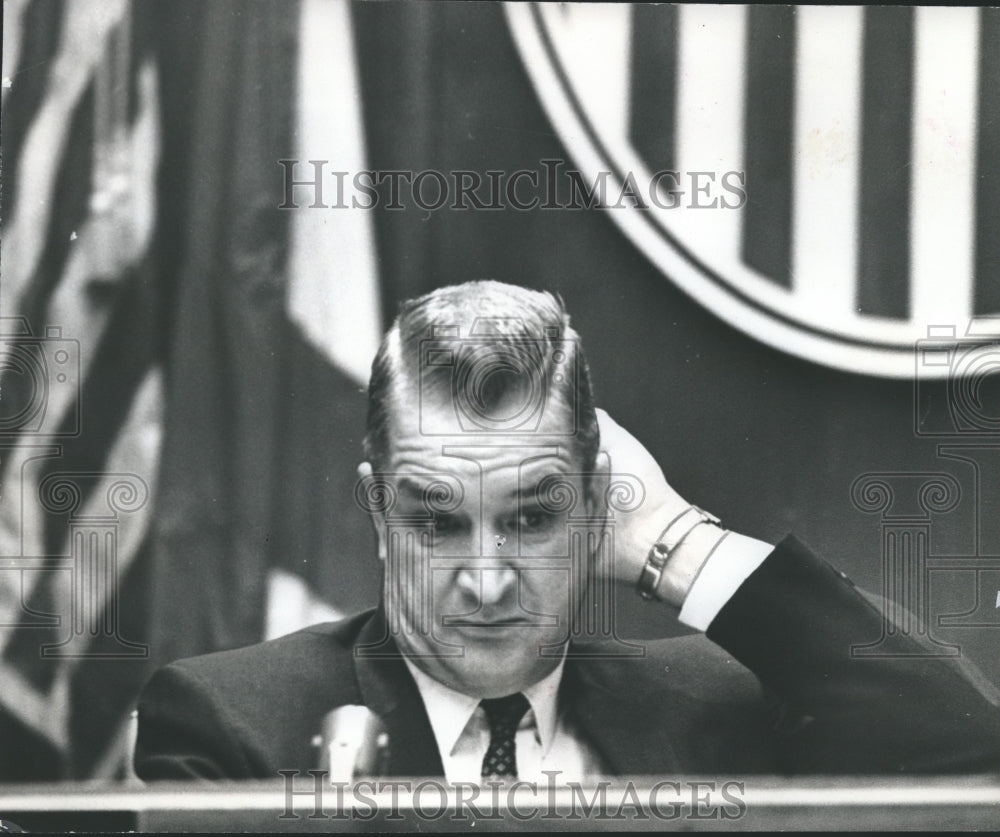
top-left (363, 281), bottom-right (600, 478)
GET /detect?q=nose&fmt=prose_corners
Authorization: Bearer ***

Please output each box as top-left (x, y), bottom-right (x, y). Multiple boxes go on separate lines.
top-left (456, 561), bottom-right (518, 608)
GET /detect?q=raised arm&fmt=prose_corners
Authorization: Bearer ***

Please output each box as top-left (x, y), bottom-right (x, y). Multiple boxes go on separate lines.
top-left (596, 408), bottom-right (1000, 773)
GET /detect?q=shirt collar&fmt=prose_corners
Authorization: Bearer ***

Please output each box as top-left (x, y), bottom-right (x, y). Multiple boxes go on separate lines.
top-left (520, 659), bottom-right (564, 755)
top-left (403, 657), bottom-right (567, 758)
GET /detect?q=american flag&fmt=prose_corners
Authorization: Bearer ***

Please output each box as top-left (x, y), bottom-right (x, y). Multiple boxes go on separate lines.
top-left (0, 0), bottom-right (381, 780)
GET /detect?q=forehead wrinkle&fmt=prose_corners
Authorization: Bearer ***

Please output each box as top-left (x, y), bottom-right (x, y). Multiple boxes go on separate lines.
top-left (388, 446), bottom-right (577, 508)
top-left (390, 447), bottom-right (572, 477)
top-left (382, 366), bottom-right (585, 472)
top-left (398, 447), bottom-right (575, 482)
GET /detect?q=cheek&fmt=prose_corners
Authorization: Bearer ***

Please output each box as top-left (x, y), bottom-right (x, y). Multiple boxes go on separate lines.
top-left (383, 551), bottom-right (435, 609)
top-left (431, 531), bottom-right (475, 557)
top-left (517, 520), bottom-right (572, 557)
top-left (518, 567), bottom-right (573, 609)
top-left (426, 568), bottom-right (472, 622)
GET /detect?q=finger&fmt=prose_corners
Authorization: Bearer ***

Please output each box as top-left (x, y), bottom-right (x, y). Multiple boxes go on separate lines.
top-left (589, 450), bottom-right (612, 515)
top-left (595, 407), bottom-right (625, 440)
top-left (595, 406), bottom-right (616, 428)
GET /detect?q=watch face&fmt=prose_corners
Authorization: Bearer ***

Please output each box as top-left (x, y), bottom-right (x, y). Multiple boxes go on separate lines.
top-left (639, 562), bottom-right (662, 589)
top-left (649, 544), bottom-right (670, 569)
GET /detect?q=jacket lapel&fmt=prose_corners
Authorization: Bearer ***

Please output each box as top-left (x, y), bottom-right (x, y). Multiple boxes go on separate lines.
top-left (562, 653), bottom-right (682, 776)
top-left (351, 608), bottom-right (445, 777)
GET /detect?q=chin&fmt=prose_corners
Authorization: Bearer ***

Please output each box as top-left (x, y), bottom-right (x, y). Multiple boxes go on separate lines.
top-left (465, 672), bottom-right (531, 699)
top-left (456, 649), bottom-right (554, 697)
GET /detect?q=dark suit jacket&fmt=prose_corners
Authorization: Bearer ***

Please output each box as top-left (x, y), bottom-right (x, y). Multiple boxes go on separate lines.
top-left (135, 536), bottom-right (1000, 780)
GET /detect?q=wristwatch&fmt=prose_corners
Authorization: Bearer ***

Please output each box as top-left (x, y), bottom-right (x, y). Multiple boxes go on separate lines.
top-left (637, 505), bottom-right (721, 600)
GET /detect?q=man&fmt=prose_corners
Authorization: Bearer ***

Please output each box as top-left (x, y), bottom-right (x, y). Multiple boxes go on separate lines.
top-left (135, 281), bottom-right (1000, 782)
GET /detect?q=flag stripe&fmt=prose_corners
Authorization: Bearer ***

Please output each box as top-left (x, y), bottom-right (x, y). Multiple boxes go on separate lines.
top-left (41, 270), bottom-right (160, 554)
top-left (0, 77), bottom-right (95, 489)
top-left (3, 246), bottom-right (162, 688)
top-left (0, 368), bottom-right (160, 752)
top-left (0, 53), bottom-right (158, 656)
top-left (974, 7), bottom-right (1000, 315)
top-left (2, 0), bottom-right (128, 315)
top-left (0, 2), bottom-right (162, 779)
top-left (16, 82), bottom-right (96, 328)
top-left (910, 7), bottom-right (980, 324)
top-left (0, 664), bottom-right (69, 754)
top-left (628, 4), bottom-right (677, 174)
top-left (0, 34), bottom-right (149, 478)
top-left (856, 6), bottom-right (914, 319)
top-left (742, 4), bottom-right (796, 288)
top-left (792, 6), bottom-right (863, 314)
top-left (0, 0), bottom-right (66, 220)
top-left (1, 0), bottom-right (32, 108)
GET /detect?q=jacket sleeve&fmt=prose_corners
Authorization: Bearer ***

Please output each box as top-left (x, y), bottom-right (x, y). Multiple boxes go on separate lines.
top-left (134, 661), bottom-right (262, 781)
top-left (706, 534), bottom-right (1000, 773)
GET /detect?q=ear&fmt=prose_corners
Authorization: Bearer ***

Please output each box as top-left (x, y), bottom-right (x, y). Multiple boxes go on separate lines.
top-left (357, 461), bottom-right (388, 562)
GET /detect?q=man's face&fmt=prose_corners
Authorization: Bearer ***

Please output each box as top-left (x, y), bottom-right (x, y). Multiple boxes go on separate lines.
top-left (362, 394), bottom-right (602, 698)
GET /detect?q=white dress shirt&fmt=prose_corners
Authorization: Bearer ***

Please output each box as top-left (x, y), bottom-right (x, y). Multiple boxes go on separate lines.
top-left (678, 530), bottom-right (774, 630)
top-left (402, 529), bottom-right (774, 783)
top-left (403, 655), bottom-right (606, 783)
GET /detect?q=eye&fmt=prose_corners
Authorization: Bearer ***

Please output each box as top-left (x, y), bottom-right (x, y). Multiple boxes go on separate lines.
top-left (432, 514), bottom-right (462, 535)
top-left (504, 508), bottom-right (555, 534)
top-left (519, 511), bottom-right (544, 530)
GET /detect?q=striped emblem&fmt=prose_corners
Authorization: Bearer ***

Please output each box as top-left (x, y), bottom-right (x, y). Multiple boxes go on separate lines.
top-left (506, 4), bottom-right (1000, 377)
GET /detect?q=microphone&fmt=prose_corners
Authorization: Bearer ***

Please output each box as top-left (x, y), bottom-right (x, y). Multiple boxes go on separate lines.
top-left (314, 705), bottom-right (389, 782)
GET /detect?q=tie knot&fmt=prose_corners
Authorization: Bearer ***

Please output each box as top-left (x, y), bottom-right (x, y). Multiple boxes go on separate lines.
top-left (480, 692), bottom-right (530, 733)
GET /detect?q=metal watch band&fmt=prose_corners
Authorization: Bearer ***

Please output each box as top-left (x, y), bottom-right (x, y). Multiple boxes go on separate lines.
top-left (637, 505), bottom-right (721, 601)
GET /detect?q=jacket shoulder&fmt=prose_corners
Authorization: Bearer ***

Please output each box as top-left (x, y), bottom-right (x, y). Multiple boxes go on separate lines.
top-left (164, 612), bottom-right (367, 703)
top-left (571, 632), bottom-right (763, 707)
top-left (136, 612), bottom-right (375, 778)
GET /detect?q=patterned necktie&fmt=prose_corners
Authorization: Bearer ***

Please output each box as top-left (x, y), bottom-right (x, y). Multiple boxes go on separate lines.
top-left (480, 693), bottom-right (531, 780)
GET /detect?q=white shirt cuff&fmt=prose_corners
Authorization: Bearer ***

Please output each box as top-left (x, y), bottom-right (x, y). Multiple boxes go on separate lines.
top-left (677, 531), bottom-right (774, 631)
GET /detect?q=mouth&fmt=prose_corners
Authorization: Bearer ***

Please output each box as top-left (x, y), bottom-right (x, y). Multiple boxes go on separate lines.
top-left (442, 615), bottom-right (554, 629)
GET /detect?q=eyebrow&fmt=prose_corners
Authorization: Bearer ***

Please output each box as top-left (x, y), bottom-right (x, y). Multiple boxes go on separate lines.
top-left (506, 476), bottom-right (575, 501)
top-left (395, 476), bottom-right (438, 498)
top-left (395, 473), bottom-right (572, 501)
top-left (506, 482), bottom-right (540, 500)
